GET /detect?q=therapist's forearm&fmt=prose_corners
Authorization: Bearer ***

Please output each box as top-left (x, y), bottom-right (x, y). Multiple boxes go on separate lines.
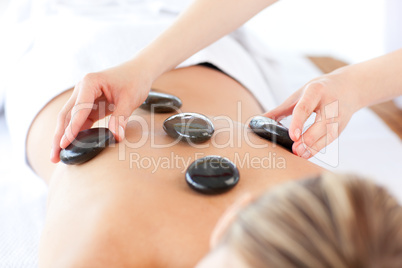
top-left (133, 0), bottom-right (278, 79)
top-left (337, 48), bottom-right (402, 109)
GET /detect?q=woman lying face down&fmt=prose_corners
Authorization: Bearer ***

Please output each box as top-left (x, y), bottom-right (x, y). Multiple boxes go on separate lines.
top-left (27, 64), bottom-right (402, 267)
top-left (29, 66), bottom-right (322, 267)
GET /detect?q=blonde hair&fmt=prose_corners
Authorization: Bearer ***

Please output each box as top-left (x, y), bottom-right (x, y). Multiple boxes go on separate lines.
top-left (223, 173), bottom-right (402, 268)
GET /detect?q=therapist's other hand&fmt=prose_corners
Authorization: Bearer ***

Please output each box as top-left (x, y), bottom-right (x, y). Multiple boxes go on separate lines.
top-left (264, 72), bottom-right (359, 159)
top-left (50, 61), bottom-right (153, 163)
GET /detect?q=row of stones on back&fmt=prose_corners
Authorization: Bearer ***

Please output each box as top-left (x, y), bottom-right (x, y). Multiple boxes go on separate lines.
top-left (59, 92), bottom-right (213, 161)
top-left (59, 91), bottom-right (185, 164)
top-left (143, 92), bottom-right (294, 150)
top-left (60, 91), bottom-right (294, 194)
top-left (60, 91), bottom-right (293, 164)
top-left (59, 91), bottom-right (237, 195)
top-left (142, 92), bottom-right (294, 194)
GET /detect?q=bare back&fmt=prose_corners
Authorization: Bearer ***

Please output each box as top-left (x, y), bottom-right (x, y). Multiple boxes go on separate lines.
top-left (27, 66), bottom-right (322, 267)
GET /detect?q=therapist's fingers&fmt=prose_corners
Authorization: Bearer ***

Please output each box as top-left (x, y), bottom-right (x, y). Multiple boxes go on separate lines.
top-left (263, 89), bottom-right (302, 120)
top-left (108, 97), bottom-right (136, 142)
top-left (288, 84), bottom-right (321, 142)
top-left (292, 111), bottom-right (325, 157)
top-left (298, 131), bottom-right (331, 159)
top-left (309, 120), bottom-right (339, 155)
top-left (293, 117), bottom-right (340, 159)
top-left (263, 100), bottom-right (295, 120)
top-left (60, 101), bottom-right (95, 149)
top-left (60, 79), bottom-right (101, 149)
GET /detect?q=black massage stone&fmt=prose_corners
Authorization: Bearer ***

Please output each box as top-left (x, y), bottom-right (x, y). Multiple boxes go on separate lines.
top-left (249, 116), bottom-right (294, 151)
top-left (60, 128), bottom-right (115, 165)
top-left (163, 113), bottom-right (214, 143)
top-left (140, 91), bottom-right (182, 113)
top-left (185, 156), bottom-right (240, 194)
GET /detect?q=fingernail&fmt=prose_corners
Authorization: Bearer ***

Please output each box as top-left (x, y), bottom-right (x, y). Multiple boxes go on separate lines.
top-left (109, 126), bottom-right (116, 135)
top-left (296, 143), bottom-right (305, 156)
top-left (294, 129), bottom-right (301, 140)
top-left (60, 135), bottom-right (66, 148)
top-left (301, 150), bottom-right (311, 159)
top-left (118, 125), bottom-right (124, 140)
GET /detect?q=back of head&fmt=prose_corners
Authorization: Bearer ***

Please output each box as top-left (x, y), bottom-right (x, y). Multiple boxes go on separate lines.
top-left (223, 173), bottom-right (402, 268)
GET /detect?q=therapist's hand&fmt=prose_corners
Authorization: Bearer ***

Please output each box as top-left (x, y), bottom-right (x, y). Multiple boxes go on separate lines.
top-left (50, 60), bottom-right (153, 163)
top-left (264, 71), bottom-right (359, 159)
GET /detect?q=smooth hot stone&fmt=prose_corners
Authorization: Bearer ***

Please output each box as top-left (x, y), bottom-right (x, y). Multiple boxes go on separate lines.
top-left (140, 91), bottom-right (182, 113)
top-left (249, 116), bottom-right (294, 151)
top-left (60, 128), bottom-right (115, 165)
top-left (163, 113), bottom-right (214, 143)
top-left (185, 156), bottom-right (240, 194)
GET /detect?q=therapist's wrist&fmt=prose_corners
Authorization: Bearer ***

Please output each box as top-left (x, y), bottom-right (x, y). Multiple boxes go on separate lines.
top-left (329, 65), bottom-right (366, 113)
top-left (123, 55), bottom-right (159, 84)
top-left (129, 45), bottom-right (175, 83)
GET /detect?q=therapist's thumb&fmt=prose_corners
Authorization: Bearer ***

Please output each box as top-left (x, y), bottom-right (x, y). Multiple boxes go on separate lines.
top-left (108, 105), bottom-right (133, 142)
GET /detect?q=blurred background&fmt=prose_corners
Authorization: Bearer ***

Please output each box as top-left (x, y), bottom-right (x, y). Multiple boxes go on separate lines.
top-left (0, 0), bottom-right (7, 16)
top-left (0, 0), bottom-right (399, 64)
top-left (245, 0), bottom-right (387, 63)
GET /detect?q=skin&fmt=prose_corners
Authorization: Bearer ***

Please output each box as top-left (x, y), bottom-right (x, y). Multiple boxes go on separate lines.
top-left (195, 246), bottom-right (248, 268)
top-left (28, 66), bottom-right (323, 267)
top-left (195, 193), bottom-right (254, 268)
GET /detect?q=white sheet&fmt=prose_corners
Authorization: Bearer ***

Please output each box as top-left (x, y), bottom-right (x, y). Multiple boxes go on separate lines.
top-left (0, 113), bottom-right (47, 268)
